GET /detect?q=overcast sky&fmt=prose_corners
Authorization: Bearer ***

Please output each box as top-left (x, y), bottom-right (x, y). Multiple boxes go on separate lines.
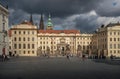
top-left (1, 0), bottom-right (120, 32)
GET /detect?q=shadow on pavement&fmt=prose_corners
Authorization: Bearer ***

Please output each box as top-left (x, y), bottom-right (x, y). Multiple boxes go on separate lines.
top-left (92, 59), bottom-right (120, 65)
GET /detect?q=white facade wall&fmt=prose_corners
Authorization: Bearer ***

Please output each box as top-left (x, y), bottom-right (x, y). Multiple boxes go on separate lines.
top-left (0, 4), bottom-right (9, 55)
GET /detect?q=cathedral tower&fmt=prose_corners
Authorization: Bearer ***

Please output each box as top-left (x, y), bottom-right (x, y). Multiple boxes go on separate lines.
top-left (46, 14), bottom-right (53, 30)
top-left (39, 14), bottom-right (44, 30)
top-left (29, 14), bottom-right (34, 25)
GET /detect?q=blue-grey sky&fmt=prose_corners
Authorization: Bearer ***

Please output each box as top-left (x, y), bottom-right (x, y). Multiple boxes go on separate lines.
top-left (1, 0), bottom-right (120, 32)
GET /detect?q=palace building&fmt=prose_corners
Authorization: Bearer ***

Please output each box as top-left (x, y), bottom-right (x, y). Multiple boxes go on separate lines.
top-left (9, 14), bottom-right (120, 57)
top-left (0, 4), bottom-right (9, 55)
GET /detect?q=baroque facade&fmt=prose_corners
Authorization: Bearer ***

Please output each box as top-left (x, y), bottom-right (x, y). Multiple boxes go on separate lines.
top-left (9, 14), bottom-right (120, 57)
top-left (0, 4), bottom-right (9, 55)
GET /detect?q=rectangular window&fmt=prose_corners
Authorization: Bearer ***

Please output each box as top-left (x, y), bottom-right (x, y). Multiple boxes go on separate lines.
top-left (114, 44), bottom-right (116, 49)
top-left (23, 44), bottom-right (26, 49)
top-left (14, 37), bottom-right (17, 41)
top-left (110, 32), bottom-right (112, 35)
top-left (19, 44), bottom-right (21, 49)
top-left (110, 44), bottom-right (112, 49)
top-left (32, 44), bottom-right (34, 49)
top-left (110, 38), bottom-right (112, 41)
top-left (114, 50), bottom-right (116, 54)
top-left (110, 50), bottom-right (112, 54)
top-left (118, 38), bottom-right (120, 41)
top-left (32, 37), bottom-right (34, 41)
top-left (114, 38), bottom-right (116, 41)
top-left (32, 51), bottom-right (34, 54)
top-left (14, 44), bottom-right (17, 49)
top-left (28, 44), bottom-right (30, 49)
top-left (14, 31), bottom-right (16, 34)
top-left (43, 46), bottom-right (45, 49)
top-left (118, 44), bottom-right (120, 49)
top-left (114, 32), bottom-right (116, 35)
top-left (24, 51), bottom-right (26, 54)
top-left (23, 37), bottom-right (25, 41)
top-left (19, 31), bottom-right (21, 34)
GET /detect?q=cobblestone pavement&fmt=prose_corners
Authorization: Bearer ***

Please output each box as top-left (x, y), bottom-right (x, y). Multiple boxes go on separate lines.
top-left (0, 57), bottom-right (120, 79)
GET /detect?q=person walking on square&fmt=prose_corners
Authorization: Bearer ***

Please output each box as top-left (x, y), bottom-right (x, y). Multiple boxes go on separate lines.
top-left (2, 47), bottom-right (6, 61)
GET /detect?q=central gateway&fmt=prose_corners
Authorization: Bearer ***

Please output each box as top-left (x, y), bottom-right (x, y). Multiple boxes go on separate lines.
top-left (57, 37), bottom-right (69, 56)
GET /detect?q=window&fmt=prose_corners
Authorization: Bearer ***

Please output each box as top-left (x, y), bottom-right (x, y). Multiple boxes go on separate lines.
top-left (32, 51), bottom-right (34, 54)
top-left (14, 44), bottom-right (17, 49)
top-left (114, 32), bottom-right (116, 35)
top-left (118, 32), bottom-right (120, 35)
top-left (110, 38), bottom-right (112, 41)
top-left (110, 32), bottom-right (112, 35)
top-left (32, 44), bottom-right (34, 49)
top-left (32, 37), bottom-right (34, 41)
top-left (14, 31), bottom-right (16, 34)
top-left (14, 37), bottom-right (17, 41)
top-left (43, 46), bottom-right (45, 49)
top-left (23, 31), bottom-right (25, 34)
top-left (118, 50), bottom-right (120, 53)
top-left (19, 31), bottom-right (21, 34)
top-left (28, 44), bottom-right (30, 49)
top-left (23, 37), bottom-right (25, 41)
top-left (114, 44), bottom-right (116, 49)
top-left (28, 51), bottom-right (30, 54)
top-left (110, 50), bottom-right (112, 54)
top-left (14, 51), bottom-right (16, 54)
top-left (114, 50), bottom-right (116, 54)
top-left (9, 46), bottom-right (11, 49)
top-left (24, 51), bottom-right (26, 54)
top-left (28, 37), bottom-right (30, 41)
top-left (23, 44), bottom-right (26, 49)
top-left (118, 44), bottom-right (120, 49)
top-left (110, 44), bottom-right (112, 49)
top-left (19, 37), bottom-right (21, 41)
top-left (118, 38), bottom-right (120, 41)
top-left (19, 44), bottom-right (21, 49)
top-left (114, 38), bottom-right (116, 41)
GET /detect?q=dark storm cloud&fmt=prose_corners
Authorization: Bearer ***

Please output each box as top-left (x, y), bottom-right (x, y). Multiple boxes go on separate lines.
top-left (74, 15), bottom-right (99, 33)
top-left (1, 0), bottom-right (120, 32)
top-left (3, 0), bottom-right (104, 18)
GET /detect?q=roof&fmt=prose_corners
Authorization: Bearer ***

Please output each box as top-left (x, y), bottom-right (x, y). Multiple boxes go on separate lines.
top-left (38, 30), bottom-right (80, 34)
top-left (20, 20), bottom-right (33, 25)
top-left (106, 22), bottom-right (120, 27)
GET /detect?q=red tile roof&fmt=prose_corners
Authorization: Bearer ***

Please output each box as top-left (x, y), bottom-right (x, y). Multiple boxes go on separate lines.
top-left (38, 30), bottom-right (80, 34)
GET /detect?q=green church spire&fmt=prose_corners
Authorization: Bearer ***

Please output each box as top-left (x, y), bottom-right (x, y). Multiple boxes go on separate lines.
top-left (47, 14), bottom-right (53, 27)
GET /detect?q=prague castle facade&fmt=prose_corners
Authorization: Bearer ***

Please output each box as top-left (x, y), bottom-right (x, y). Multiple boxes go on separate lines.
top-left (0, 4), bottom-right (9, 55)
top-left (9, 14), bottom-right (120, 57)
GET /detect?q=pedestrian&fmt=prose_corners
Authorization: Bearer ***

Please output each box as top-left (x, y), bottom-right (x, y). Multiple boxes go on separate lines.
top-left (67, 55), bottom-right (69, 60)
top-left (110, 54), bottom-right (113, 60)
top-left (2, 47), bottom-right (6, 62)
top-left (82, 54), bottom-right (86, 61)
